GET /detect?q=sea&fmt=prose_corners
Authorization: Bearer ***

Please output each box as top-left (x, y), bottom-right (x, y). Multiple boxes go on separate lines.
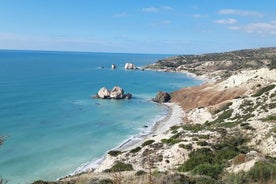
top-left (0, 50), bottom-right (202, 183)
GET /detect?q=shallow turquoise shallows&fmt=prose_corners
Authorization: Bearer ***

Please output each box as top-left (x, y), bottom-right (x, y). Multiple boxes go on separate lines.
top-left (0, 50), bottom-right (201, 183)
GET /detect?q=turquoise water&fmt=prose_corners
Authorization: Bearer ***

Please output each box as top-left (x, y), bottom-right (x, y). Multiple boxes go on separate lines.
top-left (0, 50), bottom-right (201, 183)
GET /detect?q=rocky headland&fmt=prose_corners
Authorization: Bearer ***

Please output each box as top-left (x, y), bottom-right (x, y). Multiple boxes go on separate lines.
top-left (34, 47), bottom-right (276, 184)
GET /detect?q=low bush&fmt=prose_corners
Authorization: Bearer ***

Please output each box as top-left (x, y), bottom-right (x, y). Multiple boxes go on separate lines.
top-left (108, 150), bottom-right (123, 157)
top-left (252, 84), bottom-right (275, 97)
top-left (161, 138), bottom-right (182, 145)
top-left (197, 141), bottom-right (208, 146)
top-left (182, 124), bottom-right (204, 132)
top-left (135, 170), bottom-right (146, 176)
top-left (130, 146), bottom-right (141, 153)
top-left (142, 140), bottom-right (155, 147)
top-left (107, 161), bottom-right (133, 172)
top-left (247, 161), bottom-right (276, 183)
top-left (261, 114), bottom-right (276, 122)
top-left (179, 143), bottom-right (193, 150)
top-left (192, 163), bottom-right (224, 179)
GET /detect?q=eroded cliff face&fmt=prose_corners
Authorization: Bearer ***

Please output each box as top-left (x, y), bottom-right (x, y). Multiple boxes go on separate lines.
top-left (170, 83), bottom-right (247, 110)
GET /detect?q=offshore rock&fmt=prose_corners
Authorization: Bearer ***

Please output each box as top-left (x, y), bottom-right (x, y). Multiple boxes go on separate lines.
top-left (110, 86), bottom-right (124, 99)
top-left (97, 87), bottom-right (110, 99)
top-left (111, 64), bottom-right (116, 69)
top-left (153, 91), bottom-right (171, 103)
top-left (124, 63), bottom-right (137, 70)
top-left (94, 86), bottom-right (132, 100)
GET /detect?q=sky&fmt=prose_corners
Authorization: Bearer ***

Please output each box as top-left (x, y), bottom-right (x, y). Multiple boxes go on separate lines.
top-left (0, 0), bottom-right (275, 54)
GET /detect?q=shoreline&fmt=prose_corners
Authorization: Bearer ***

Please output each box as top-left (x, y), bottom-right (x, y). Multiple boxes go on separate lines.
top-left (66, 102), bottom-right (184, 177)
top-left (65, 67), bottom-right (206, 178)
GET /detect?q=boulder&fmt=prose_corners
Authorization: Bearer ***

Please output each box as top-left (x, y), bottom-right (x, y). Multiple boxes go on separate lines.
top-left (153, 91), bottom-right (171, 103)
top-left (111, 64), bottom-right (116, 69)
top-left (123, 93), bottom-right (132, 99)
top-left (97, 87), bottom-right (110, 99)
top-left (124, 63), bottom-right (137, 70)
top-left (110, 86), bottom-right (124, 99)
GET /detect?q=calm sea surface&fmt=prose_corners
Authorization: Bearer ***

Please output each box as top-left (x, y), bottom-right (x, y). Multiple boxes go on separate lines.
top-left (0, 50), bottom-right (201, 183)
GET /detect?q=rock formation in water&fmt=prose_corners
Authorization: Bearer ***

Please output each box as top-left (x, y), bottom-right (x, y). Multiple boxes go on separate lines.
top-left (94, 86), bottom-right (132, 99)
top-left (124, 63), bottom-right (137, 70)
top-left (152, 91), bottom-right (171, 103)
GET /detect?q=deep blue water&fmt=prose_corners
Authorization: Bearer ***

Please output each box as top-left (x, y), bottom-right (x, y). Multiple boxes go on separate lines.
top-left (0, 50), bottom-right (201, 183)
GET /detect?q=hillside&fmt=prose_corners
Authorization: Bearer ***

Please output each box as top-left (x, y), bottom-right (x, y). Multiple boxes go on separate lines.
top-left (33, 48), bottom-right (276, 184)
top-left (146, 47), bottom-right (276, 80)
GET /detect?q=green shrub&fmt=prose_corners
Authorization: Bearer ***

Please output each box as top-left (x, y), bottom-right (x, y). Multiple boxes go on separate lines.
top-left (247, 161), bottom-right (276, 183)
top-left (108, 150), bottom-right (123, 157)
top-left (182, 124), bottom-right (204, 132)
top-left (179, 143), bottom-right (193, 150)
top-left (261, 114), bottom-right (276, 122)
top-left (252, 84), bottom-right (276, 97)
top-left (269, 103), bottom-right (276, 109)
top-left (130, 146), bottom-right (141, 153)
top-left (108, 161), bottom-right (133, 172)
top-left (178, 148), bottom-right (214, 172)
top-left (197, 141), bottom-right (208, 146)
top-left (142, 140), bottom-right (155, 147)
top-left (192, 163), bottom-right (224, 179)
top-left (170, 125), bottom-right (180, 131)
top-left (217, 109), bottom-right (234, 122)
top-left (161, 138), bottom-right (182, 145)
top-left (135, 170), bottom-right (146, 176)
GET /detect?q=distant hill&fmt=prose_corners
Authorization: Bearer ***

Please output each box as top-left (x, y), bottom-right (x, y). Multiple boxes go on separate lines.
top-left (146, 47), bottom-right (276, 79)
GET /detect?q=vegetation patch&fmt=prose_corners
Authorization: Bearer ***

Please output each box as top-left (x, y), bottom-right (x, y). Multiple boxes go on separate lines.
top-left (170, 125), bottom-right (180, 131)
top-left (106, 161), bottom-right (133, 172)
top-left (247, 161), bottom-right (276, 183)
top-left (252, 84), bottom-right (275, 97)
top-left (135, 170), bottom-right (146, 176)
top-left (161, 138), bottom-right (182, 145)
top-left (182, 124), bottom-right (204, 132)
top-left (197, 141), bottom-right (209, 146)
top-left (192, 163), bottom-right (224, 179)
top-left (178, 133), bottom-right (248, 179)
top-left (142, 140), bottom-right (155, 147)
top-left (108, 150), bottom-right (123, 157)
top-left (179, 143), bottom-right (193, 150)
top-left (129, 146), bottom-right (142, 153)
top-left (261, 114), bottom-right (276, 122)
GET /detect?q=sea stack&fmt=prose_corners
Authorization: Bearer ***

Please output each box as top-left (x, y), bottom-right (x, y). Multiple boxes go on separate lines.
top-left (94, 86), bottom-right (132, 99)
top-left (124, 62), bottom-right (137, 70)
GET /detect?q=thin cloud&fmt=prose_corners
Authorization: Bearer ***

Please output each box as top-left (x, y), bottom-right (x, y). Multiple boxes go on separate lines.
top-left (141, 6), bottom-right (174, 13)
top-left (192, 14), bottom-right (208, 18)
top-left (151, 20), bottom-right (171, 26)
top-left (113, 12), bottom-right (128, 18)
top-left (162, 6), bottom-right (174, 11)
top-left (214, 18), bottom-right (237, 25)
top-left (141, 7), bottom-right (159, 13)
top-left (245, 21), bottom-right (276, 35)
top-left (218, 9), bottom-right (263, 17)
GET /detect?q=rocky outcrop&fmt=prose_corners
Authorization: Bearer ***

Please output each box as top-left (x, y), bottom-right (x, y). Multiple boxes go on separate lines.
top-left (97, 87), bottom-right (110, 99)
top-left (153, 91), bottom-right (171, 103)
top-left (124, 63), bottom-right (137, 70)
top-left (110, 86), bottom-right (124, 99)
top-left (94, 86), bottom-right (132, 99)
